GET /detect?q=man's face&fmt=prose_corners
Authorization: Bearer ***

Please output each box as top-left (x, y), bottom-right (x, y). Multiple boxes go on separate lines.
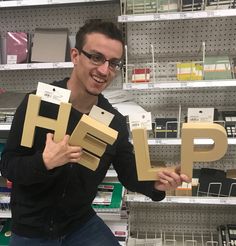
top-left (73, 32), bottom-right (123, 96)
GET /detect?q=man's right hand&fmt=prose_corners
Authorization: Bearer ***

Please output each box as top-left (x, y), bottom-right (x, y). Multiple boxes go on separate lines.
top-left (42, 133), bottom-right (83, 170)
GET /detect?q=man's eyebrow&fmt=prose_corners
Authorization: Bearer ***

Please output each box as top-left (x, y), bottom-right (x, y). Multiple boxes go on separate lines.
top-left (90, 50), bottom-right (122, 60)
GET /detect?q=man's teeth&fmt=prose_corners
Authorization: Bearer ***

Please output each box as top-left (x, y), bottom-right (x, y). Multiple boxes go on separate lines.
top-left (93, 75), bottom-right (105, 83)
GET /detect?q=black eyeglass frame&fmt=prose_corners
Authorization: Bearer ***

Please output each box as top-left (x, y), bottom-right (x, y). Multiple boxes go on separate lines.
top-left (80, 49), bottom-right (123, 71)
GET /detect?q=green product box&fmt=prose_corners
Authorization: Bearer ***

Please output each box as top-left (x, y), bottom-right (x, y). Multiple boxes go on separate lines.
top-left (204, 56), bottom-right (233, 80)
top-left (0, 219), bottom-right (11, 246)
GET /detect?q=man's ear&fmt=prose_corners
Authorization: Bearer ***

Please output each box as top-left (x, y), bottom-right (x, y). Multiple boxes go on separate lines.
top-left (71, 48), bottom-right (79, 64)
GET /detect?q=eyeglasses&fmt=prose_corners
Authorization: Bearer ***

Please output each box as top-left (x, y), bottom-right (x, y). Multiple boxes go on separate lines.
top-left (80, 49), bottom-right (123, 71)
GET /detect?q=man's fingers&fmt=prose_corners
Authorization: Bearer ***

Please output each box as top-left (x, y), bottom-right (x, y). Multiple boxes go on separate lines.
top-left (46, 133), bottom-right (54, 142)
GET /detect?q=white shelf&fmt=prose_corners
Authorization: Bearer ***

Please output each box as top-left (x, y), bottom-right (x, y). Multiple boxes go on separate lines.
top-left (97, 212), bottom-right (124, 221)
top-left (0, 210), bottom-right (11, 218)
top-left (133, 138), bottom-right (236, 145)
top-left (0, 62), bottom-right (73, 71)
top-left (126, 194), bottom-right (236, 205)
top-left (118, 9), bottom-right (236, 22)
top-left (3, 210), bottom-right (124, 221)
top-left (0, 210), bottom-right (122, 220)
top-left (1, 123), bottom-right (235, 145)
top-left (0, 124), bottom-right (11, 131)
top-left (106, 169), bottom-right (117, 177)
top-left (123, 80), bottom-right (236, 90)
top-left (0, 0), bottom-right (111, 8)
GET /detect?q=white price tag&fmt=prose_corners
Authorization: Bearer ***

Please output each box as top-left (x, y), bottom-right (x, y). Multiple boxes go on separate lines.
top-left (89, 105), bottom-right (114, 126)
top-left (7, 55), bottom-right (17, 64)
top-left (125, 83), bottom-right (132, 89)
top-left (129, 112), bottom-right (152, 131)
top-left (179, 12), bottom-right (188, 19)
top-left (153, 13), bottom-right (161, 20)
top-left (148, 83), bottom-right (155, 89)
top-left (0, 65), bottom-right (6, 70)
top-left (181, 82), bottom-right (188, 88)
top-left (36, 82), bottom-right (71, 105)
top-left (165, 197), bottom-right (172, 202)
top-left (219, 198), bottom-right (227, 204)
top-left (52, 63), bottom-right (61, 68)
top-left (207, 11), bottom-right (215, 18)
top-left (155, 139), bottom-right (163, 145)
top-left (27, 64), bottom-right (36, 69)
top-left (120, 16), bottom-right (128, 22)
top-left (17, 0), bottom-right (23, 6)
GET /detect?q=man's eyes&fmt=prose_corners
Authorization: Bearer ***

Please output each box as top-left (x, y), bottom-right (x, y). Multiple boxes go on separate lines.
top-left (110, 60), bottom-right (120, 66)
top-left (91, 54), bottom-right (104, 62)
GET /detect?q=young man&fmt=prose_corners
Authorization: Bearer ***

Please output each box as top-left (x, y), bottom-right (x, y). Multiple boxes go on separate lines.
top-left (0, 21), bottom-right (190, 246)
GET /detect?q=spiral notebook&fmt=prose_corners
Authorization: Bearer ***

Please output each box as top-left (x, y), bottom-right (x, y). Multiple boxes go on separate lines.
top-left (92, 182), bottom-right (124, 213)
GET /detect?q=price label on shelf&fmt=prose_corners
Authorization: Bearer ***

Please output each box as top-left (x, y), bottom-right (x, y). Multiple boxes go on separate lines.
top-left (148, 83), bottom-right (155, 89)
top-left (165, 197), bottom-right (172, 203)
top-left (188, 198), bottom-right (196, 203)
top-left (124, 83), bottom-right (132, 90)
top-left (153, 13), bottom-right (161, 20)
top-left (194, 11), bottom-right (208, 18)
top-left (27, 64), bottom-right (34, 69)
top-left (53, 63), bottom-right (64, 68)
top-left (179, 12), bottom-right (188, 19)
top-left (219, 198), bottom-right (227, 204)
top-left (180, 82), bottom-right (188, 88)
top-left (119, 15), bottom-right (129, 22)
top-left (17, 0), bottom-right (23, 6)
top-left (155, 139), bottom-right (163, 145)
top-left (0, 65), bottom-right (6, 70)
top-left (207, 11), bottom-right (215, 18)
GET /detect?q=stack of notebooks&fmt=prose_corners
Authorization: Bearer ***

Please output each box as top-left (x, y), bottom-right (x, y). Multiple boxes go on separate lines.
top-left (0, 176), bottom-right (11, 213)
top-left (92, 182), bottom-right (124, 213)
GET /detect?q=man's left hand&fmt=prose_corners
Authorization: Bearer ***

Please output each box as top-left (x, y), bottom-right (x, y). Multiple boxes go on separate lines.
top-left (154, 166), bottom-right (191, 191)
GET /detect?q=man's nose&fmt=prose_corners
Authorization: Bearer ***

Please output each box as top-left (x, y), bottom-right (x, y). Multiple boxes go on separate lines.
top-left (97, 61), bottom-right (110, 75)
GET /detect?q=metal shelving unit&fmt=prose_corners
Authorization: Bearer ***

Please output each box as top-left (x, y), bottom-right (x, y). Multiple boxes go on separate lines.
top-left (119, 2), bottom-right (236, 243)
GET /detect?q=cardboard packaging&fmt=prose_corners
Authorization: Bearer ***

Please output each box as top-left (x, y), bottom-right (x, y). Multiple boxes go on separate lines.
top-left (31, 28), bottom-right (68, 63)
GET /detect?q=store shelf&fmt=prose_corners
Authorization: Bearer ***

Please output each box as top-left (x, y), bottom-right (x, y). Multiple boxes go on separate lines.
top-left (0, 0), bottom-right (112, 8)
top-left (131, 138), bottom-right (236, 145)
top-left (126, 194), bottom-right (236, 205)
top-left (123, 80), bottom-right (236, 90)
top-left (118, 9), bottom-right (236, 22)
top-left (0, 62), bottom-right (73, 71)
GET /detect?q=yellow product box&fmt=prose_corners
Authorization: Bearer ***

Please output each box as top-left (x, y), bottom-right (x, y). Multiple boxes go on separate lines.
top-left (177, 62), bottom-right (203, 81)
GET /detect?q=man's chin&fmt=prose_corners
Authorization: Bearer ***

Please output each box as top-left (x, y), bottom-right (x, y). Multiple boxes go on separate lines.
top-left (86, 89), bottom-right (101, 96)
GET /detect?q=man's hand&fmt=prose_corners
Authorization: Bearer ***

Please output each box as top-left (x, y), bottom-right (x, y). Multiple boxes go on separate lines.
top-left (43, 133), bottom-right (83, 170)
top-left (154, 166), bottom-right (191, 191)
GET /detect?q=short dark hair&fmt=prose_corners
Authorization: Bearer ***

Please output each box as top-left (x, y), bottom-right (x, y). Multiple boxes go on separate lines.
top-left (75, 20), bottom-right (124, 52)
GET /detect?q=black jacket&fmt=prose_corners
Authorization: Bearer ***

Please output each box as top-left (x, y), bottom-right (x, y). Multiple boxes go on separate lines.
top-left (0, 78), bottom-right (165, 239)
